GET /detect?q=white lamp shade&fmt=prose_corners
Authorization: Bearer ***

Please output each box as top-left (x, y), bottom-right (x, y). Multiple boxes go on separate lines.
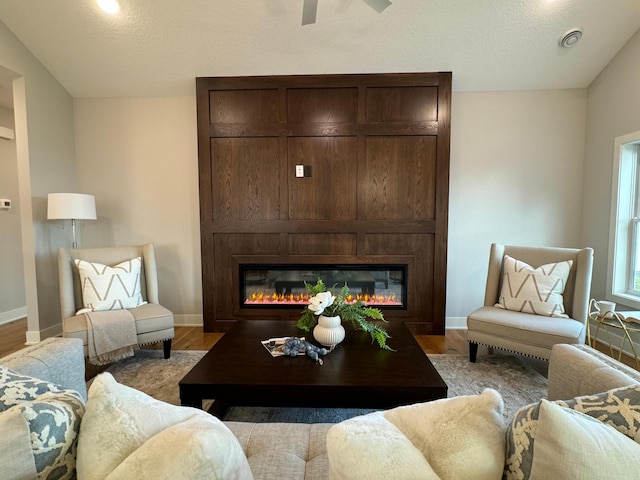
top-left (47, 193), bottom-right (97, 220)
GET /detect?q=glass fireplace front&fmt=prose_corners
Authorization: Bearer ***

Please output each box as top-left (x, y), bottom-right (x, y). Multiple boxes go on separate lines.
top-left (240, 264), bottom-right (407, 309)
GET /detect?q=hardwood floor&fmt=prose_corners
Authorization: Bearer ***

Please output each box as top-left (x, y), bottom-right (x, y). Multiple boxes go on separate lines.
top-left (0, 317), bottom-right (29, 358)
top-left (1, 318), bottom-right (638, 376)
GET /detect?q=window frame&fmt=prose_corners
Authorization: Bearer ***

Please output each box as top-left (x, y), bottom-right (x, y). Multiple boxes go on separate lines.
top-left (607, 130), bottom-right (640, 309)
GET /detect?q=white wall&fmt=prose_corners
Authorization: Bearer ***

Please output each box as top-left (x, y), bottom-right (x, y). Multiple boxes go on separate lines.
top-left (446, 89), bottom-right (588, 324)
top-left (73, 89), bottom-right (588, 328)
top-left (74, 97), bottom-right (202, 325)
top-left (583, 29), bottom-right (640, 307)
top-left (0, 20), bottom-right (77, 341)
top-left (0, 105), bottom-right (25, 323)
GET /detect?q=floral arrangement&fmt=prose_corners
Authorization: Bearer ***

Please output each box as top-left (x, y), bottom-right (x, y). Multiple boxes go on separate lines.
top-left (295, 278), bottom-right (392, 350)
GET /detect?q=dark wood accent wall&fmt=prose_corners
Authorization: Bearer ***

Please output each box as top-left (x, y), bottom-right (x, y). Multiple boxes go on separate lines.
top-left (196, 73), bottom-right (451, 333)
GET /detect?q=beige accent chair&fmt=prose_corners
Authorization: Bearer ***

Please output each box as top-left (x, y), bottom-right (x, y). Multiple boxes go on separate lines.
top-left (467, 243), bottom-right (594, 362)
top-left (58, 243), bottom-right (174, 358)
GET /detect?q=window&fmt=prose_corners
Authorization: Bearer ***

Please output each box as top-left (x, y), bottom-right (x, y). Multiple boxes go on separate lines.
top-left (608, 130), bottom-right (640, 308)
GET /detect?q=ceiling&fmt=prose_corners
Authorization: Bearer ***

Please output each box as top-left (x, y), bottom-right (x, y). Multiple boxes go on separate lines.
top-left (0, 0), bottom-right (639, 101)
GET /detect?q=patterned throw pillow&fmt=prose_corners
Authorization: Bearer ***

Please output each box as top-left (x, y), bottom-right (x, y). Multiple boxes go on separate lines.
top-left (496, 255), bottom-right (572, 317)
top-left (75, 257), bottom-right (145, 313)
top-left (504, 384), bottom-right (640, 479)
top-left (0, 366), bottom-right (85, 480)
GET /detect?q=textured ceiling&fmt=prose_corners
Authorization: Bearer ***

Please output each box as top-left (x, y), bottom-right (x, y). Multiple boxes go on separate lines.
top-left (0, 0), bottom-right (639, 99)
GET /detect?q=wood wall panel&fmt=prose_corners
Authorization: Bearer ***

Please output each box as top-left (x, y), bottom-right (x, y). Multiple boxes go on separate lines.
top-left (288, 137), bottom-right (357, 220)
top-left (288, 234), bottom-right (357, 255)
top-left (365, 233), bottom-right (435, 330)
top-left (197, 73), bottom-right (451, 333)
top-left (211, 138), bottom-right (280, 221)
top-left (365, 87), bottom-right (438, 123)
top-left (287, 88), bottom-right (358, 123)
top-left (209, 89), bottom-right (279, 124)
top-left (213, 234), bottom-right (282, 322)
top-left (362, 136), bottom-right (437, 220)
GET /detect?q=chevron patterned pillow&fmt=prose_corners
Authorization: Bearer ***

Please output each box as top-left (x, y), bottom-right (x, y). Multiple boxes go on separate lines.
top-left (75, 257), bottom-right (145, 313)
top-left (496, 255), bottom-right (572, 317)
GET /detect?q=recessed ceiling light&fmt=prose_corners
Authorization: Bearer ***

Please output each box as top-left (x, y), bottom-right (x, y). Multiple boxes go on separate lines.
top-left (98, 0), bottom-right (120, 15)
top-left (558, 28), bottom-right (583, 48)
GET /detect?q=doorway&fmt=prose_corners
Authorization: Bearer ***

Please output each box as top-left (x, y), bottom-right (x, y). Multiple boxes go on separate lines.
top-left (0, 65), bottom-right (26, 331)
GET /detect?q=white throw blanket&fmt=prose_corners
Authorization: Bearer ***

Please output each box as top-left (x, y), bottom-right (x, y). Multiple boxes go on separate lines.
top-left (85, 309), bottom-right (138, 366)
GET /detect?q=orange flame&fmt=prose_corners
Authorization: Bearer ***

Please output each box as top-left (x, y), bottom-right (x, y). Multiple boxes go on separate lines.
top-left (245, 291), bottom-right (401, 306)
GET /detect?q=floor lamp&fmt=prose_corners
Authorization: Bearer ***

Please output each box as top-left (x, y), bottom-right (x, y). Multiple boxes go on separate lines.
top-left (47, 193), bottom-right (97, 249)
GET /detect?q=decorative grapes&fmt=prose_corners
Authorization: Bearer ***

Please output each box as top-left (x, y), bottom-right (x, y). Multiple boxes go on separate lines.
top-left (283, 337), bottom-right (328, 365)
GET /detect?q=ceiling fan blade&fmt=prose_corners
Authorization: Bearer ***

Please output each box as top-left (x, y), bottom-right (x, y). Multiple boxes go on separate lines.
top-left (362, 0), bottom-right (392, 14)
top-left (302, 0), bottom-right (318, 25)
top-left (301, 0), bottom-right (390, 26)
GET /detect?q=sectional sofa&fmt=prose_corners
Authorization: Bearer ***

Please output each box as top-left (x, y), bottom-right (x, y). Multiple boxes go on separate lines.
top-left (1, 337), bottom-right (640, 479)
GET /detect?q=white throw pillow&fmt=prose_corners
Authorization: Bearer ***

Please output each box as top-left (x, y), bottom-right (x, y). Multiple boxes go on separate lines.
top-left (327, 389), bottom-right (506, 480)
top-left (75, 257), bottom-right (145, 313)
top-left (76, 373), bottom-right (254, 480)
top-left (529, 400), bottom-right (640, 480)
top-left (496, 255), bottom-right (572, 317)
top-left (327, 411), bottom-right (441, 480)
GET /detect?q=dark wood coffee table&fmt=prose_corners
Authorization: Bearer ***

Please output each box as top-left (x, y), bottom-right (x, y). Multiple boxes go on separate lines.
top-left (179, 320), bottom-right (447, 417)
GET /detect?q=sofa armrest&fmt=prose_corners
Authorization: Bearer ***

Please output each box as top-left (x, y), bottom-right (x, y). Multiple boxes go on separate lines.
top-left (0, 337), bottom-right (87, 401)
top-left (548, 343), bottom-right (640, 401)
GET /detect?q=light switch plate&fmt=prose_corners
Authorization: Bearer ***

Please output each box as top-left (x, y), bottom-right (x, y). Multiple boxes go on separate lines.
top-left (295, 165), bottom-right (304, 178)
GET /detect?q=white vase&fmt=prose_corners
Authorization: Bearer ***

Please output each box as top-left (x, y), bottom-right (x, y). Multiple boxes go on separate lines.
top-left (313, 315), bottom-right (345, 348)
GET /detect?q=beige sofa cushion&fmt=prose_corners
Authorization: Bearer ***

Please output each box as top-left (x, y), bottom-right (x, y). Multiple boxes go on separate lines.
top-left (468, 306), bottom-right (584, 348)
top-left (226, 421), bottom-right (331, 480)
top-left (63, 303), bottom-right (173, 346)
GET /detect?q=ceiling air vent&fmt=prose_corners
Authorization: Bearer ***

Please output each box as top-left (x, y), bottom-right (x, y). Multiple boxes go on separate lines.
top-left (559, 28), bottom-right (583, 48)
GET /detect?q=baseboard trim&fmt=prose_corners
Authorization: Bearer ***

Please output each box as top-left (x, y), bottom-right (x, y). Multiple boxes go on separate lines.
top-left (25, 330), bottom-right (40, 345)
top-left (174, 314), bottom-right (204, 327)
top-left (25, 323), bottom-right (62, 345)
top-left (446, 316), bottom-right (467, 330)
top-left (0, 306), bottom-right (27, 326)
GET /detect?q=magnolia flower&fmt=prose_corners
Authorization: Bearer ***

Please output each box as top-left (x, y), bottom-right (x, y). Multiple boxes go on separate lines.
top-left (308, 291), bottom-right (335, 316)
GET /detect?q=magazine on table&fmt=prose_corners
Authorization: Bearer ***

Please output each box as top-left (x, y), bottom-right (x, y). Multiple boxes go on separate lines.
top-left (261, 337), bottom-right (306, 357)
top-left (618, 312), bottom-right (640, 325)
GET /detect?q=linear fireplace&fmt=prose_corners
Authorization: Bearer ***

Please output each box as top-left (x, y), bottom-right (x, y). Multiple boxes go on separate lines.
top-left (240, 264), bottom-right (407, 310)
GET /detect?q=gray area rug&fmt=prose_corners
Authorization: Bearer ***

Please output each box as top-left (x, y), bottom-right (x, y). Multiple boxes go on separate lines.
top-left (93, 349), bottom-right (548, 422)
top-left (429, 354), bottom-right (548, 420)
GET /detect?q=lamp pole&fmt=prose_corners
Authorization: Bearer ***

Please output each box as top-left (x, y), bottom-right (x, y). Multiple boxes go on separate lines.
top-left (71, 218), bottom-right (78, 249)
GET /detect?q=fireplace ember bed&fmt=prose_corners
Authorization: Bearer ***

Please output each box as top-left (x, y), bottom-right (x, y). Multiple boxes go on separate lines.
top-left (240, 264), bottom-right (407, 310)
